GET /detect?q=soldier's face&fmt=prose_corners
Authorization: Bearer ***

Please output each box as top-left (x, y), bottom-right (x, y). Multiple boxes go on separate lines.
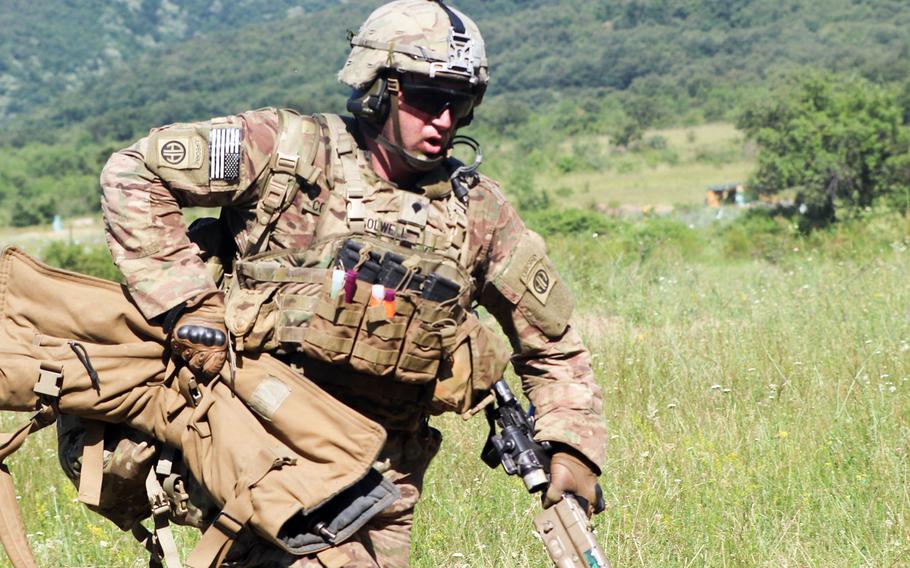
top-left (389, 76), bottom-right (474, 159)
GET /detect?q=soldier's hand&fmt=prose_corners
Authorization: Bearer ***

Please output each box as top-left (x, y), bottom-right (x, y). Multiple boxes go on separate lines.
top-left (106, 438), bottom-right (157, 483)
top-left (543, 448), bottom-right (602, 517)
top-left (168, 291), bottom-right (228, 379)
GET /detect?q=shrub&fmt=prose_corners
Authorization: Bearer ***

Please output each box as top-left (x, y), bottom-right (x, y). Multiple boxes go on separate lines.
top-left (41, 241), bottom-right (122, 282)
top-left (525, 208), bottom-right (618, 237)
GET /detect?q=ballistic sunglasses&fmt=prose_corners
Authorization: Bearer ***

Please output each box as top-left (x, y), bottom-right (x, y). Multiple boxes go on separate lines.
top-left (397, 80), bottom-right (476, 120)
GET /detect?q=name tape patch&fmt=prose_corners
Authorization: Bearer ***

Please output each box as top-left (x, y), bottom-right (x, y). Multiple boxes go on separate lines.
top-left (365, 216), bottom-right (415, 242)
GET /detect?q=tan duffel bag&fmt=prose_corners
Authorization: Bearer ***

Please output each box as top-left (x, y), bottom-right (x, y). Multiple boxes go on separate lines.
top-left (0, 246), bottom-right (396, 567)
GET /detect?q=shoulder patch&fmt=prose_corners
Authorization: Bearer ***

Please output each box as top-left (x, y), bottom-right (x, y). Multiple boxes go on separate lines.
top-left (156, 131), bottom-right (205, 170)
top-left (491, 230), bottom-right (574, 338)
top-left (209, 126), bottom-right (242, 183)
top-left (522, 256), bottom-right (554, 305)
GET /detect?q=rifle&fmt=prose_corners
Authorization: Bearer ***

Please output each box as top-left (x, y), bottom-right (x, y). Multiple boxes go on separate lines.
top-left (480, 380), bottom-right (612, 568)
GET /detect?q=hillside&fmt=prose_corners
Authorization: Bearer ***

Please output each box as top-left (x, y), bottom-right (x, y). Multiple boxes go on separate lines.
top-left (0, 0), bottom-right (339, 124)
top-left (4, 0), bottom-right (910, 147)
top-left (1, 0), bottom-right (909, 227)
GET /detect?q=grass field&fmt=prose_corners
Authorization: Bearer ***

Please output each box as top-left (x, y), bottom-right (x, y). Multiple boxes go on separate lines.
top-left (2, 210), bottom-right (910, 567)
top-left (4, 123), bottom-right (910, 566)
top-left (533, 123), bottom-right (754, 209)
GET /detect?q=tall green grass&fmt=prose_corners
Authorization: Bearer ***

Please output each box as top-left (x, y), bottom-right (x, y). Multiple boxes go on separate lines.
top-left (2, 211), bottom-right (910, 566)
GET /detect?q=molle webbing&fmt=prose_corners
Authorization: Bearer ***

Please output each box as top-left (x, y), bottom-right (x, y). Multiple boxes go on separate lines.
top-left (316, 113), bottom-right (469, 261)
top-left (244, 110), bottom-right (323, 256)
top-left (236, 261), bottom-right (328, 285)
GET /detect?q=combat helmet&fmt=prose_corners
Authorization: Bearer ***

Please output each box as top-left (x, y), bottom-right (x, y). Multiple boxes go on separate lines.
top-left (339, 0), bottom-right (488, 171)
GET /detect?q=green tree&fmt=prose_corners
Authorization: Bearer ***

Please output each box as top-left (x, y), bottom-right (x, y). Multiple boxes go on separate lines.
top-left (738, 72), bottom-right (910, 226)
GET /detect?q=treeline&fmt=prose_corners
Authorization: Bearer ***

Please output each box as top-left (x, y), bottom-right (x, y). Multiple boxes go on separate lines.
top-left (0, 0), bottom-right (339, 123)
top-left (3, 0), bottom-right (910, 226)
top-left (7, 0), bottom-right (910, 146)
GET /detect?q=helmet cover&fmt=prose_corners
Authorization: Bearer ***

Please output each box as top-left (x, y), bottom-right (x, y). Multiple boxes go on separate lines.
top-left (339, 0), bottom-right (488, 92)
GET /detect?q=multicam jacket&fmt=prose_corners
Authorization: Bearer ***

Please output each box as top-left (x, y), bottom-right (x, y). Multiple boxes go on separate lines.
top-left (100, 108), bottom-right (606, 468)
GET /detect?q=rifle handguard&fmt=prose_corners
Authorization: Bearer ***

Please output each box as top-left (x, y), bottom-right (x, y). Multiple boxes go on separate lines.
top-left (482, 380), bottom-right (612, 567)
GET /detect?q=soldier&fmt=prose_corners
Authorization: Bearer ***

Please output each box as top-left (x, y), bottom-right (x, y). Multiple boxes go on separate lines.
top-left (97, 0), bottom-right (606, 566)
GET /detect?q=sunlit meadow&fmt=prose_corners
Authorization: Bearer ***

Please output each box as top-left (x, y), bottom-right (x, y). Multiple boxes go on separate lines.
top-left (3, 210), bottom-right (910, 566)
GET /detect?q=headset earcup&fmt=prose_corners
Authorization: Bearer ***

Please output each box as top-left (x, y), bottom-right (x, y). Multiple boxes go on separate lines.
top-left (458, 108), bottom-right (474, 128)
top-left (346, 78), bottom-right (391, 126)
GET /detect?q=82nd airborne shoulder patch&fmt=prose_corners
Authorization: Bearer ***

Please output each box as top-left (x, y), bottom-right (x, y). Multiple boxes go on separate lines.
top-left (209, 127), bottom-right (242, 183)
top-left (520, 255), bottom-right (555, 306)
top-left (157, 135), bottom-right (205, 170)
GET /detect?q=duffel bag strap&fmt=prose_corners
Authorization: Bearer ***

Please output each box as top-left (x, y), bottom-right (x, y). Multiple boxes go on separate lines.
top-left (0, 465), bottom-right (38, 568)
top-left (76, 420), bottom-right (105, 507)
top-left (184, 487), bottom-right (255, 568)
top-left (144, 467), bottom-right (183, 568)
top-left (185, 453), bottom-right (297, 568)
top-left (0, 361), bottom-right (64, 568)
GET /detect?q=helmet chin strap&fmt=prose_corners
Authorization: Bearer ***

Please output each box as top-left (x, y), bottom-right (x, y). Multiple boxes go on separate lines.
top-left (374, 89), bottom-right (448, 173)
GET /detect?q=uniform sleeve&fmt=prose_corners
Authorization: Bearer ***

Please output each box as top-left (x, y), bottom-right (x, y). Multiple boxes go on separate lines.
top-left (478, 193), bottom-right (606, 470)
top-left (100, 109), bottom-right (281, 318)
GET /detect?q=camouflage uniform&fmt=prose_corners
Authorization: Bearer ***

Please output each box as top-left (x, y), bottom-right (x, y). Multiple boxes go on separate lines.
top-left (100, 106), bottom-right (605, 566)
top-left (98, 1), bottom-right (605, 565)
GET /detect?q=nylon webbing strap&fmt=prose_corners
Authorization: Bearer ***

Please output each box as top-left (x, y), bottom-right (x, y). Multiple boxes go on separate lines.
top-left (131, 524), bottom-right (164, 567)
top-left (145, 468), bottom-right (183, 568)
top-left (185, 487), bottom-right (255, 568)
top-left (243, 110), bottom-right (321, 257)
top-left (0, 362), bottom-right (62, 568)
top-left (322, 114), bottom-right (368, 233)
top-left (187, 447), bottom-right (297, 568)
top-left (349, 36), bottom-right (443, 63)
top-left (316, 546), bottom-right (353, 568)
top-left (445, 197), bottom-right (469, 262)
top-left (76, 421), bottom-right (105, 507)
top-left (0, 420), bottom-right (39, 464)
top-left (0, 464), bottom-right (38, 568)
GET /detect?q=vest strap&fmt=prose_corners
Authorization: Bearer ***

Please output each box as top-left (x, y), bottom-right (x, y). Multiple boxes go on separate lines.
top-left (243, 110), bottom-right (322, 256)
top-left (320, 114), bottom-right (369, 234)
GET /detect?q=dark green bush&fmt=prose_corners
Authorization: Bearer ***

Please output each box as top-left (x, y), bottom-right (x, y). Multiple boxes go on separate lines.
top-left (525, 208), bottom-right (619, 237)
top-left (41, 241), bottom-right (122, 282)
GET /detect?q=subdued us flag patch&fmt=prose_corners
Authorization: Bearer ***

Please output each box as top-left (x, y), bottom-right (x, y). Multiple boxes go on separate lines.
top-left (209, 127), bottom-right (242, 183)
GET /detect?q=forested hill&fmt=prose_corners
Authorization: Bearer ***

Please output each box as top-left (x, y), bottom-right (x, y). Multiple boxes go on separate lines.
top-left (3, 0), bottom-right (910, 147)
top-left (0, 0), bottom-right (338, 124)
